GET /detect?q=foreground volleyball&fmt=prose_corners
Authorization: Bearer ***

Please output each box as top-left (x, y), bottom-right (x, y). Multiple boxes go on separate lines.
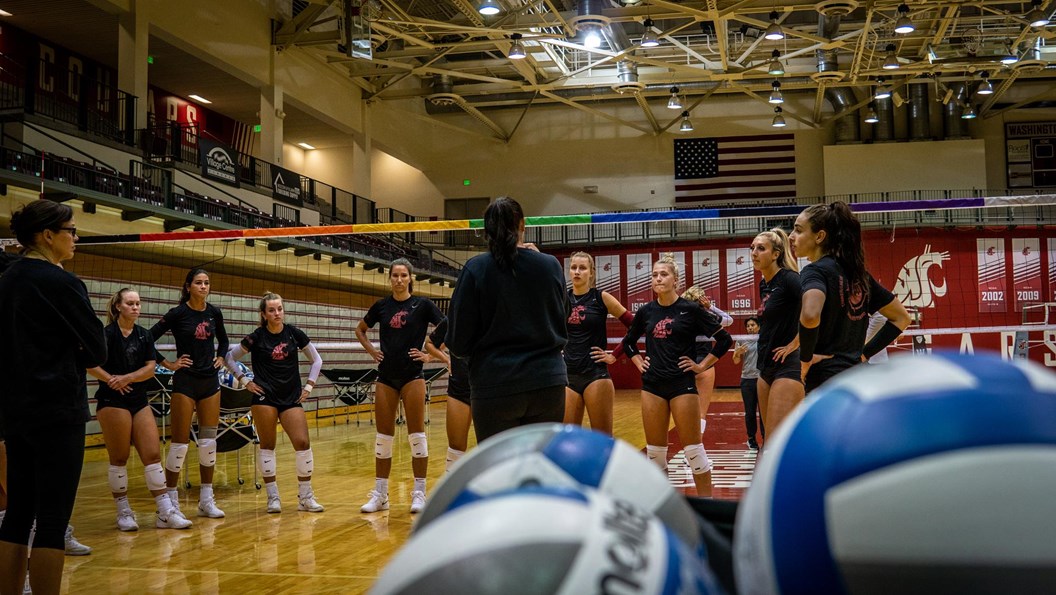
top-left (374, 488), bottom-right (720, 595)
top-left (734, 351), bottom-right (1056, 594)
top-left (417, 424), bottom-right (702, 550)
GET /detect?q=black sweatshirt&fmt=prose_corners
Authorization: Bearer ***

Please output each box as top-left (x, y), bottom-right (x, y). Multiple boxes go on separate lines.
top-left (0, 258), bottom-right (106, 431)
top-left (447, 248), bottom-right (569, 399)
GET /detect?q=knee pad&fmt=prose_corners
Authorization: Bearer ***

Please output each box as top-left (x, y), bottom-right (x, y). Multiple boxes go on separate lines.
top-left (445, 447), bottom-right (465, 473)
top-left (295, 448), bottom-right (314, 477)
top-left (198, 438), bottom-right (217, 467)
top-left (683, 443), bottom-right (713, 475)
top-left (198, 425), bottom-right (218, 440)
top-left (646, 445), bottom-right (669, 471)
top-left (408, 432), bottom-right (428, 459)
top-left (375, 433), bottom-right (394, 459)
top-left (108, 465), bottom-right (128, 494)
top-left (144, 463), bottom-right (167, 492)
top-left (258, 449), bottom-right (277, 478)
top-left (165, 442), bottom-right (189, 474)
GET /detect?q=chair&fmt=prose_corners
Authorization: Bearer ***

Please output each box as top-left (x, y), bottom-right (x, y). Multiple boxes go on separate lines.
top-left (146, 364), bottom-right (173, 443)
top-left (321, 368), bottom-right (378, 426)
top-left (215, 363), bottom-right (260, 488)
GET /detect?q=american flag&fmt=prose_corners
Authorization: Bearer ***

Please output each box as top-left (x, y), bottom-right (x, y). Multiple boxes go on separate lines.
top-left (674, 133), bottom-right (796, 204)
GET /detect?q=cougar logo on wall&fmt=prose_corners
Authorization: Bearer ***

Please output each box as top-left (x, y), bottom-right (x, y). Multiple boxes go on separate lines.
top-left (894, 244), bottom-right (951, 308)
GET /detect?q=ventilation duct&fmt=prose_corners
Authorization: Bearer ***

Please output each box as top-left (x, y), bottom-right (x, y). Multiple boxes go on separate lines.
top-left (817, 15), bottom-right (860, 143)
top-left (873, 96), bottom-right (895, 141)
top-left (943, 82), bottom-right (970, 139)
top-left (907, 82), bottom-right (931, 140)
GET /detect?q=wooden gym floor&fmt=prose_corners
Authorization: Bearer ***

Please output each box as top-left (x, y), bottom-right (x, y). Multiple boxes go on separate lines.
top-left (57, 388), bottom-right (755, 593)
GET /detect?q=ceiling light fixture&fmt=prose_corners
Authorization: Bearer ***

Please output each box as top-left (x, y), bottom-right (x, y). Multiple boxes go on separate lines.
top-left (894, 4), bottom-right (915, 34)
top-left (772, 106), bottom-right (787, 127)
top-left (1027, 0), bottom-right (1050, 27)
top-left (768, 80), bottom-right (784, 104)
top-left (508, 33), bottom-right (526, 59)
top-left (864, 103), bottom-right (879, 123)
top-left (188, 94), bottom-right (212, 104)
top-left (679, 111), bottom-right (694, 132)
top-left (882, 44), bottom-right (900, 69)
top-left (977, 72), bottom-right (993, 95)
top-left (768, 49), bottom-right (784, 75)
top-left (0, 9), bottom-right (13, 17)
top-left (874, 77), bottom-right (892, 100)
top-left (297, 142), bottom-right (316, 150)
top-left (667, 87), bottom-right (683, 110)
top-left (582, 25), bottom-right (602, 48)
top-left (478, 0), bottom-right (501, 16)
top-left (764, 11), bottom-right (784, 41)
top-left (640, 18), bottom-right (660, 47)
top-left (961, 104), bottom-right (977, 119)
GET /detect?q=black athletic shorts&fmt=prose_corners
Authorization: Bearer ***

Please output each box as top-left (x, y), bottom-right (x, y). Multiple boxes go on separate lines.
top-left (567, 366), bottom-right (611, 396)
top-left (805, 357), bottom-right (858, 393)
top-left (172, 370), bottom-right (220, 401)
top-left (642, 374), bottom-right (698, 401)
top-left (377, 372), bottom-right (424, 393)
top-left (253, 397), bottom-right (302, 413)
top-left (759, 349), bottom-right (803, 386)
top-left (95, 392), bottom-right (150, 415)
top-left (447, 374), bottom-right (468, 407)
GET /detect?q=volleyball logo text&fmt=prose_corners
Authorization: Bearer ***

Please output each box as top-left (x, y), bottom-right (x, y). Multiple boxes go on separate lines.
top-left (894, 245), bottom-right (951, 309)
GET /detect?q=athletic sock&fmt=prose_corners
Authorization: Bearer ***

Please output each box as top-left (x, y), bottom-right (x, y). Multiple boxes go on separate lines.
top-left (265, 483), bottom-right (280, 499)
top-left (298, 481), bottom-right (312, 499)
top-left (200, 484), bottom-right (214, 501)
top-left (155, 493), bottom-right (174, 515)
top-left (413, 478), bottom-right (426, 494)
top-left (375, 478), bottom-right (389, 494)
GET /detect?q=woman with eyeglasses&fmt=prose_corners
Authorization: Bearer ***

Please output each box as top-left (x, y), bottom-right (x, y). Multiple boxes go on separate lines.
top-left (0, 200), bottom-right (106, 595)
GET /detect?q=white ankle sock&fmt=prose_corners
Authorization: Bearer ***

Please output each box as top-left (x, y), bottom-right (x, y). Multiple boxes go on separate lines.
top-left (200, 484), bottom-right (214, 501)
top-left (298, 481), bottom-right (312, 498)
top-left (265, 483), bottom-right (279, 499)
top-left (413, 478), bottom-right (426, 493)
top-left (155, 493), bottom-right (174, 514)
top-left (375, 478), bottom-right (388, 494)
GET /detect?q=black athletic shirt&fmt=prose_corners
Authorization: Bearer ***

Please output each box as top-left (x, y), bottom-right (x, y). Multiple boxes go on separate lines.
top-left (241, 324), bottom-right (311, 403)
top-left (800, 255), bottom-right (895, 366)
top-left (364, 295), bottom-right (444, 378)
top-left (150, 302), bottom-right (229, 378)
top-left (0, 258), bottom-right (106, 431)
top-left (429, 320), bottom-right (469, 399)
top-left (757, 268), bottom-right (802, 367)
top-left (621, 298), bottom-right (732, 382)
top-left (96, 322), bottom-right (158, 401)
top-left (564, 288), bottom-right (610, 374)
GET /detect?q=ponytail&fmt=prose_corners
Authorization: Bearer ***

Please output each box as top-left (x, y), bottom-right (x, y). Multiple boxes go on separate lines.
top-left (484, 197), bottom-right (524, 271)
top-left (802, 201), bottom-right (868, 297)
top-left (756, 228), bottom-right (798, 272)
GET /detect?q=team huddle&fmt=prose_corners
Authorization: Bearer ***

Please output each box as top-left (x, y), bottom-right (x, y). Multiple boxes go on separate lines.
top-left (0, 197), bottom-right (911, 594)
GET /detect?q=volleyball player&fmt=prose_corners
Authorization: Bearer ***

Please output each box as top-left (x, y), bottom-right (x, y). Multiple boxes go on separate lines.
top-left (447, 197), bottom-right (569, 443)
top-left (0, 200), bottom-right (106, 594)
top-left (422, 320), bottom-right (472, 471)
top-left (750, 228), bottom-right (805, 434)
top-left (150, 268), bottom-right (230, 522)
top-left (681, 286), bottom-right (732, 436)
top-left (621, 256), bottom-right (732, 496)
top-left (87, 288), bottom-right (192, 531)
top-left (355, 258), bottom-right (444, 514)
top-left (563, 252), bottom-right (633, 436)
top-left (790, 202), bottom-right (911, 391)
top-left (225, 292), bottom-right (324, 514)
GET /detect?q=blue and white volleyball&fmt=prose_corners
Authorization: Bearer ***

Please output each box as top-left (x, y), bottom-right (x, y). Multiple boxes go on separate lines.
top-left (218, 361), bottom-right (252, 389)
top-left (373, 488), bottom-right (721, 595)
top-left (734, 351), bottom-right (1056, 594)
top-left (417, 424), bottom-right (701, 549)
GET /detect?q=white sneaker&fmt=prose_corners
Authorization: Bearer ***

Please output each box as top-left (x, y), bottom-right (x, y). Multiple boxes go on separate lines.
top-left (197, 498), bottom-right (226, 518)
top-left (156, 509), bottom-right (193, 530)
top-left (267, 496), bottom-right (282, 514)
top-left (360, 490), bottom-right (389, 513)
top-left (64, 525), bottom-right (92, 556)
top-left (410, 490), bottom-right (426, 514)
top-left (298, 494), bottom-right (325, 513)
top-left (116, 510), bottom-right (139, 532)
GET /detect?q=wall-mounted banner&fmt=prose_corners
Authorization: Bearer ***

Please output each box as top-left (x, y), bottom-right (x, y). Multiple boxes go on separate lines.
top-left (199, 137), bottom-right (240, 188)
top-left (977, 238), bottom-right (1006, 313)
top-left (726, 247), bottom-right (755, 315)
top-left (1006, 122), bottom-right (1056, 188)
top-left (272, 164), bottom-right (303, 206)
top-left (1049, 239), bottom-right (1056, 302)
top-left (691, 250), bottom-right (720, 298)
top-left (627, 253), bottom-right (653, 313)
top-left (1012, 238), bottom-right (1041, 312)
top-left (596, 255), bottom-right (622, 302)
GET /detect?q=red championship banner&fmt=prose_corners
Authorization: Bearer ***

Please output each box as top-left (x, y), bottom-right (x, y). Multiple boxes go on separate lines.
top-left (1012, 238), bottom-right (1041, 312)
top-left (626, 253), bottom-right (654, 313)
top-left (1049, 238), bottom-right (1056, 301)
top-left (977, 238), bottom-right (1007, 313)
top-left (726, 247), bottom-right (756, 315)
top-left (596, 255), bottom-right (622, 302)
top-left (691, 249), bottom-right (721, 298)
